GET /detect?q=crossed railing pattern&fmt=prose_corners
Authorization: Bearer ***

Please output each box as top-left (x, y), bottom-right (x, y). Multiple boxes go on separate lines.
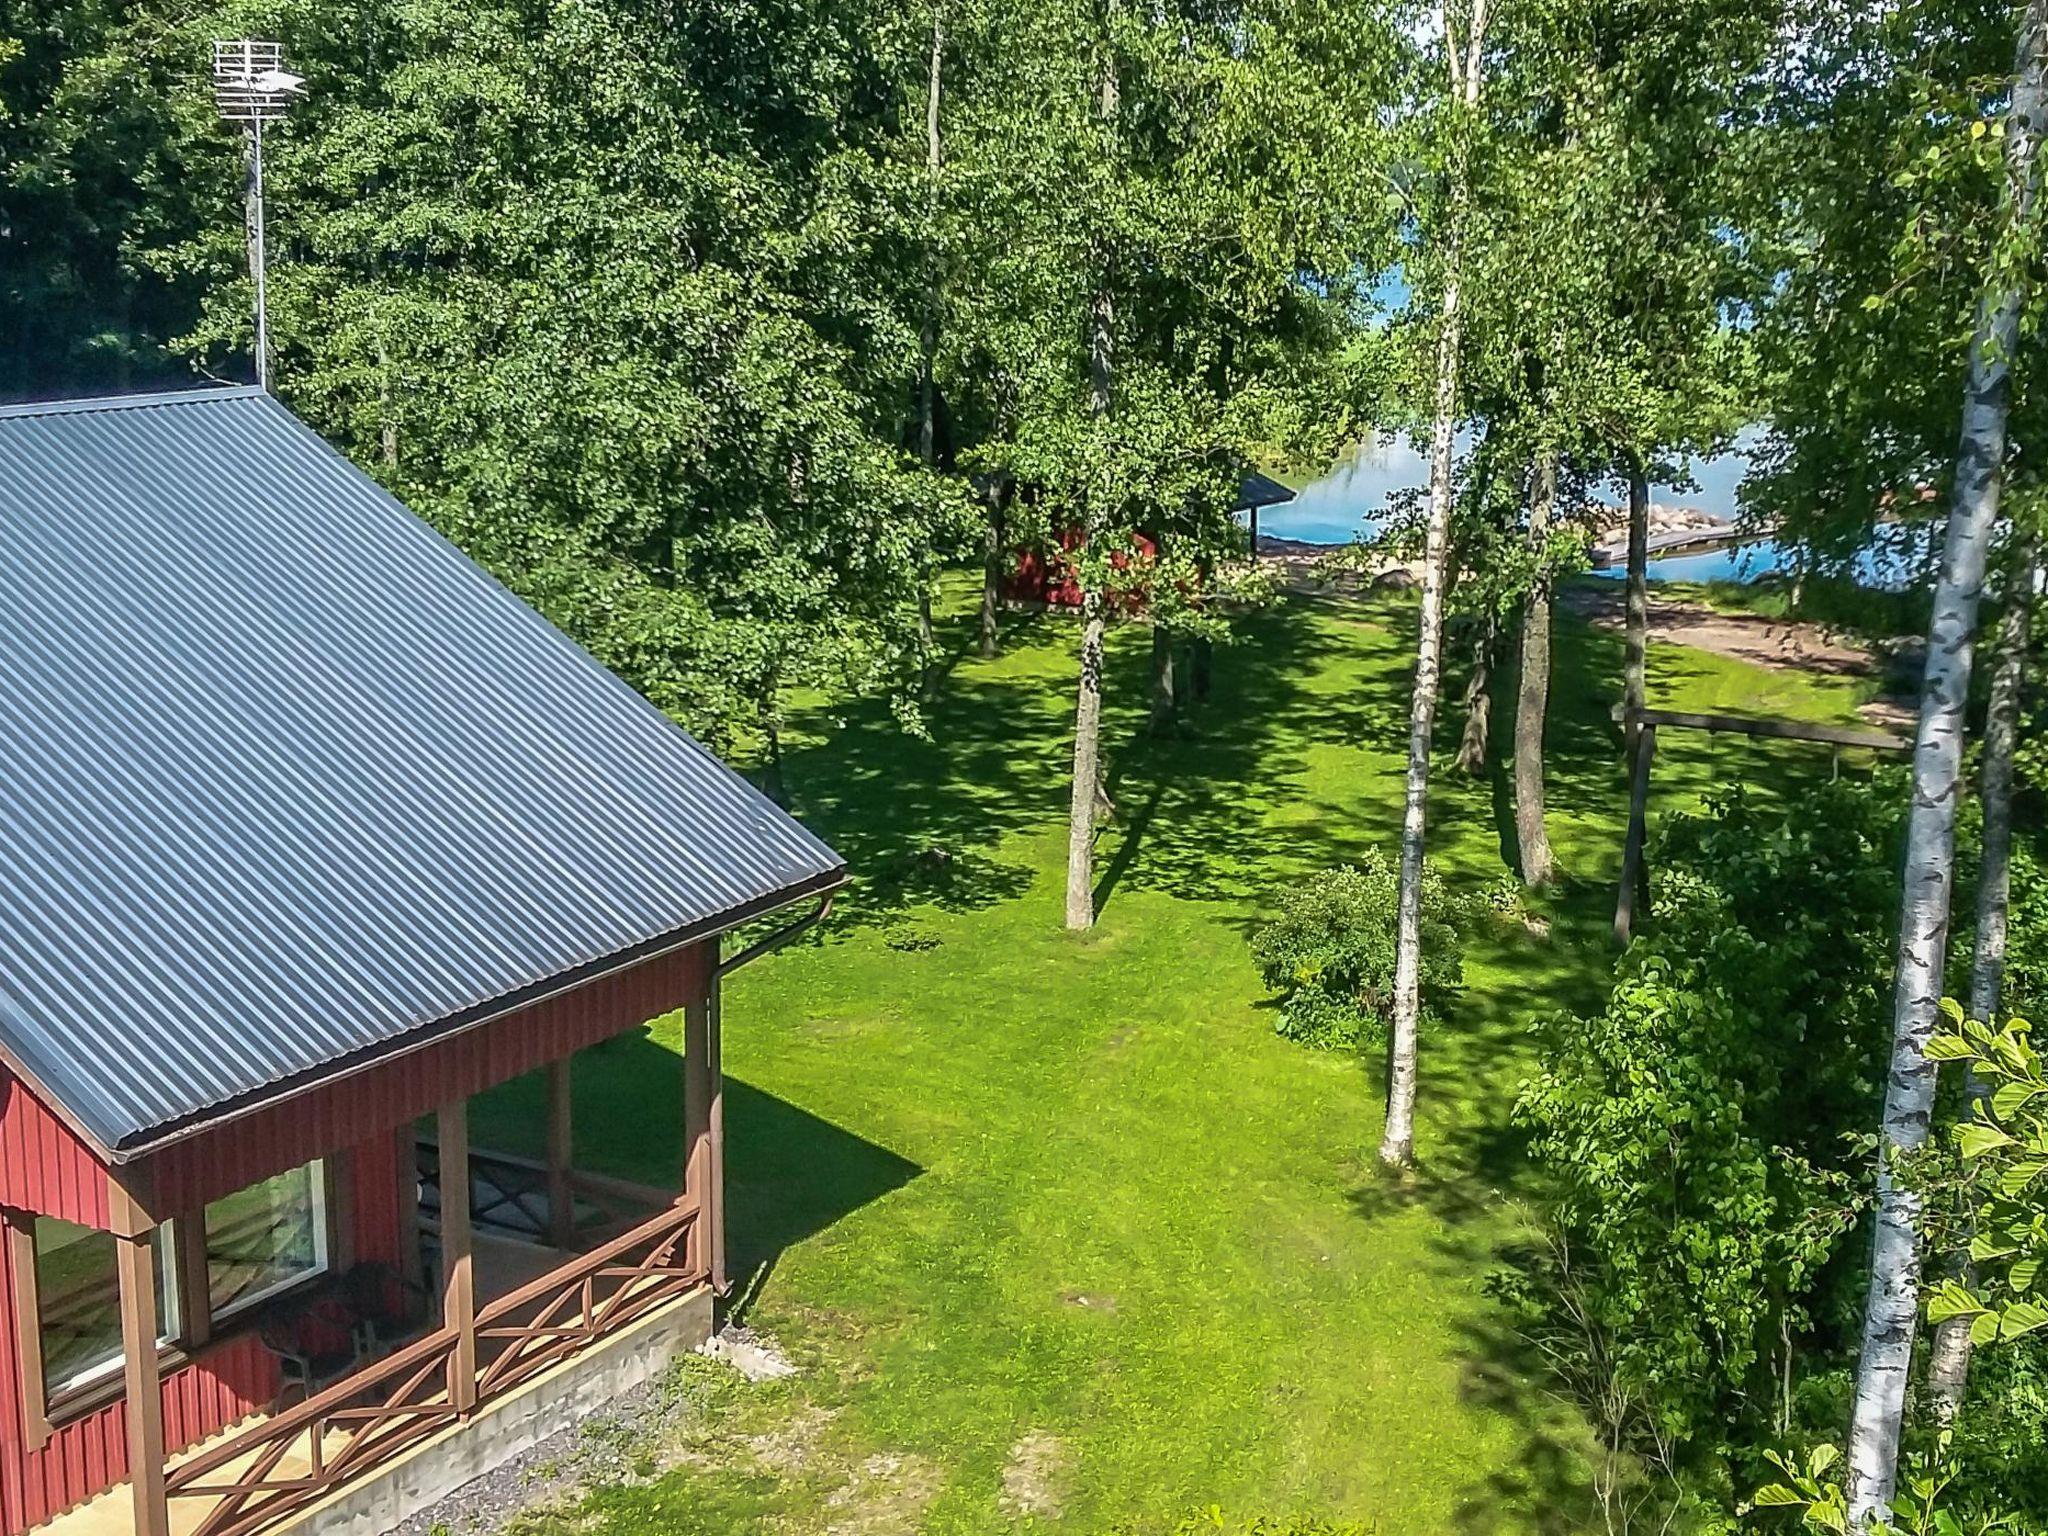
top-left (162, 1200), bottom-right (702, 1536)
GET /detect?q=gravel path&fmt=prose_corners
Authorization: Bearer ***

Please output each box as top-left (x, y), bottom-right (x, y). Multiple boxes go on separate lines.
top-left (386, 1372), bottom-right (668, 1536)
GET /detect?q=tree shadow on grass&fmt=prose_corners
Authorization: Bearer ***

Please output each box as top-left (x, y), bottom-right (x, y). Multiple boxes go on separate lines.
top-left (769, 595), bottom-right (1361, 932)
top-left (1092, 594), bottom-right (1416, 922)
top-left (768, 613), bottom-right (1077, 931)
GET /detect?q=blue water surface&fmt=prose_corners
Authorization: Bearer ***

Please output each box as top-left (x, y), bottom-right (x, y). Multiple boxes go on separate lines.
top-left (1253, 428), bottom-right (1924, 588)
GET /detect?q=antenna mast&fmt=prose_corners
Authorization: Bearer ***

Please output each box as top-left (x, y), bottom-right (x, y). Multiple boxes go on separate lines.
top-left (213, 41), bottom-right (306, 392)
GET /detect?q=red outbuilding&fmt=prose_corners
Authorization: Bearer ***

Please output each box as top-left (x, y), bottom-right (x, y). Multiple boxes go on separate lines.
top-left (1002, 471), bottom-right (1297, 610)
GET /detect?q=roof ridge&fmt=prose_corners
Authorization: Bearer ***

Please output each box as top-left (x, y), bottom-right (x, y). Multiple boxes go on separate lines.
top-left (0, 384), bottom-right (267, 422)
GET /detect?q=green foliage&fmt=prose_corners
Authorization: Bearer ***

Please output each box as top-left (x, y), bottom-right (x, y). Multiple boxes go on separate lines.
top-left (1514, 777), bottom-right (1905, 1460)
top-left (1172, 1514), bottom-right (1380, 1536)
top-left (2006, 843), bottom-right (2048, 1017)
top-left (1926, 1007), bottom-right (2048, 1349)
top-left (1250, 856), bottom-right (1466, 1049)
top-left (1745, 1433), bottom-right (2038, 1535)
top-left (1742, 0), bottom-right (2039, 569)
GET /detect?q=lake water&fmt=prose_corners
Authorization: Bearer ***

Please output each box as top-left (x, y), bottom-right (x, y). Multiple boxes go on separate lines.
top-left (1580, 537), bottom-right (1922, 589)
top-left (1254, 429), bottom-right (1923, 588)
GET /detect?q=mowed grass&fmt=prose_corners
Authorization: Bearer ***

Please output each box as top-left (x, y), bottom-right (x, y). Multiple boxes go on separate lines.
top-left (475, 583), bottom-right (1883, 1535)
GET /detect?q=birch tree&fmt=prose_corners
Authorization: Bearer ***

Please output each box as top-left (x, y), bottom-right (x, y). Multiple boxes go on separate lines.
top-left (1513, 451), bottom-right (1559, 884)
top-left (1382, 0), bottom-right (1491, 1168)
top-left (1844, 2), bottom-right (2047, 1516)
top-left (1926, 536), bottom-right (2040, 1424)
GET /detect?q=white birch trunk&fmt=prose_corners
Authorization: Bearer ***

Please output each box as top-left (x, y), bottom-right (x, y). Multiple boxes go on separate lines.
top-left (1382, 1), bottom-right (1487, 1166)
top-left (1845, 5), bottom-right (2045, 1515)
top-left (1926, 537), bottom-right (2038, 1424)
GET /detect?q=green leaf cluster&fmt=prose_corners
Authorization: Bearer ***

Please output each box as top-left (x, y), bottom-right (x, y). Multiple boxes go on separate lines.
top-left (1249, 855), bottom-right (1467, 1050)
top-left (1515, 777), bottom-right (1909, 1463)
top-left (1927, 1006), bottom-right (2048, 1350)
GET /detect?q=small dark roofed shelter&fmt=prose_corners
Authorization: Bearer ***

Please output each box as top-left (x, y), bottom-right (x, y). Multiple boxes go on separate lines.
top-left (1235, 470), bottom-right (1296, 557)
top-left (0, 387), bottom-right (845, 1536)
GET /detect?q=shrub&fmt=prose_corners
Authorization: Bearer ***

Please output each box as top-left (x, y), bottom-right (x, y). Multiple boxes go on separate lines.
top-left (1250, 854), bottom-right (1466, 1050)
top-left (1511, 777), bottom-right (1908, 1501)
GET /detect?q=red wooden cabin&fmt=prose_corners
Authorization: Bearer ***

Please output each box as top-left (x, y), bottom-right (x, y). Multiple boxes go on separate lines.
top-left (0, 390), bottom-right (845, 1536)
top-left (1002, 472), bottom-right (1296, 609)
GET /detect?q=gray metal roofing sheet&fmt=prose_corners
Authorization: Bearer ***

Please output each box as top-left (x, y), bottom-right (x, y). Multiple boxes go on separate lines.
top-left (1, 387), bottom-right (845, 1154)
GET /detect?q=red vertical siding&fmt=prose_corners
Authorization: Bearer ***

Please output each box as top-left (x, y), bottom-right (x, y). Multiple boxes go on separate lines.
top-left (147, 941), bottom-right (705, 1214)
top-left (0, 942), bottom-right (699, 1535)
top-left (348, 1130), bottom-right (404, 1269)
top-left (0, 1071), bottom-right (108, 1230)
top-left (0, 1332), bottom-right (280, 1533)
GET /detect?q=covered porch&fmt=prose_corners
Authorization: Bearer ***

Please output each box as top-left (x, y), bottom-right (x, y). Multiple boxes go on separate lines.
top-left (35, 982), bottom-right (727, 1536)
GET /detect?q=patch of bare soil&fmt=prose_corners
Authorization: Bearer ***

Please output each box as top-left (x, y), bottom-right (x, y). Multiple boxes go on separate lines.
top-left (820, 1452), bottom-right (946, 1536)
top-left (998, 1431), bottom-right (1071, 1521)
top-left (1560, 582), bottom-right (1918, 731)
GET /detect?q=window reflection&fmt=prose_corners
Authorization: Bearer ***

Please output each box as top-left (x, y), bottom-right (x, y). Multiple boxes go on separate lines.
top-left (205, 1162), bottom-right (329, 1321)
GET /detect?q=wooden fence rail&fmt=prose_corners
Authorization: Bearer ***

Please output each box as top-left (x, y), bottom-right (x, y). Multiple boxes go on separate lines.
top-left (1611, 704), bottom-right (1912, 945)
top-left (163, 1200), bottom-right (701, 1536)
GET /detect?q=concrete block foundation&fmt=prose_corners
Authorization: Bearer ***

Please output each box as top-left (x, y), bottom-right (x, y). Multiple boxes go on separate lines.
top-left (295, 1286), bottom-right (714, 1536)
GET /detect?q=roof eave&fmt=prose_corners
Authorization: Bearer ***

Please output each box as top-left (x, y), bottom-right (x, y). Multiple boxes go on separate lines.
top-left (93, 865), bottom-right (847, 1165)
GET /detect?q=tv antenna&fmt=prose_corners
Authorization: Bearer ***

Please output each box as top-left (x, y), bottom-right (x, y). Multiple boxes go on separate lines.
top-left (213, 41), bottom-right (306, 391)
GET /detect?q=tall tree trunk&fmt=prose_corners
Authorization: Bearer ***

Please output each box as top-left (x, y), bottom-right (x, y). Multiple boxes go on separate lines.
top-left (1623, 451), bottom-right (1651, 744)
top-left (1150, 624), bottom-right (1176, 735)
top-left (979, 482), bottom-right (1008, 659)
top-left (377, 335), bottom-right (399, 470)
top-left (1066, 586), bottom-right (1107, 930)
top-left (1845, 7), bottom-right (2044, 1516)
top-left (914, 7), bottom-right (945, 680)
top-left (1926, 537), bottom-right (2038, 1425)
top-left (1065, 39), bottom-right (1118, 933)
top-left (1514, 454), bottom-right (1558, 886)
top-left (1454, 615), bottom-right (1497, 774)
top-left (1383, 0), bottom-right (1488, 1169)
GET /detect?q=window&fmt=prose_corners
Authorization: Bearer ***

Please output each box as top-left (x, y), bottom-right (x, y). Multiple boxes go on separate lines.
top-left (32, 1217), bottom-right (178, 1399)
top-left (204, 1161), bottom-right (329, 1322)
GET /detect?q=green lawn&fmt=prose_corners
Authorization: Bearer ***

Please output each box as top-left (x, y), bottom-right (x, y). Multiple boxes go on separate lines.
top-left (475, 585), bottom-right (1883, 1535)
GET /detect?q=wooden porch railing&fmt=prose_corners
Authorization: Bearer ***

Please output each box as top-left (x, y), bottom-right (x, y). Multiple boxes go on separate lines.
top-left (162, 1200), bottom-right (702, 1536)
top-left (472, 1193), bottom-right (699, 1401)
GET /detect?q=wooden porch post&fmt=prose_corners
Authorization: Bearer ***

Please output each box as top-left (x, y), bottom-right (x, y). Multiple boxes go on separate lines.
top-left (108, 1176), bottom-right (169, 1536)
top-left (437, 1099), bottom-right (477, 1415)
top-left (706, 964), bottom-right (728, 1295)
top-left (545, 1057), bottom-right (575, 1249)
top-left (681, 990), bottom-right (713, 1282)
top-left (6, 1212), bottom-right (52, 1453)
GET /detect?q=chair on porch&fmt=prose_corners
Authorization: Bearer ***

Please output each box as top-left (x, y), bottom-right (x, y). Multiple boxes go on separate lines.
top-left (259, 1262), bottom-right (430, 1402)
top-left (258, 1292), bottom-right (358, 1403)
top-left (341, 1260), bottom-right (430, 1351)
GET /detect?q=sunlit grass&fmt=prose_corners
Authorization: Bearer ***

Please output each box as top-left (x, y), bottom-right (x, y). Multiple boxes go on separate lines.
top-left (477, 585), bottom-right (1879, 1534)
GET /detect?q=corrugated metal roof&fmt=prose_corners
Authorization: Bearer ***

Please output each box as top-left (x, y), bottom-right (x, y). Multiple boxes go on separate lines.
top-left (0, 386), bottom-right (845, 1156)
